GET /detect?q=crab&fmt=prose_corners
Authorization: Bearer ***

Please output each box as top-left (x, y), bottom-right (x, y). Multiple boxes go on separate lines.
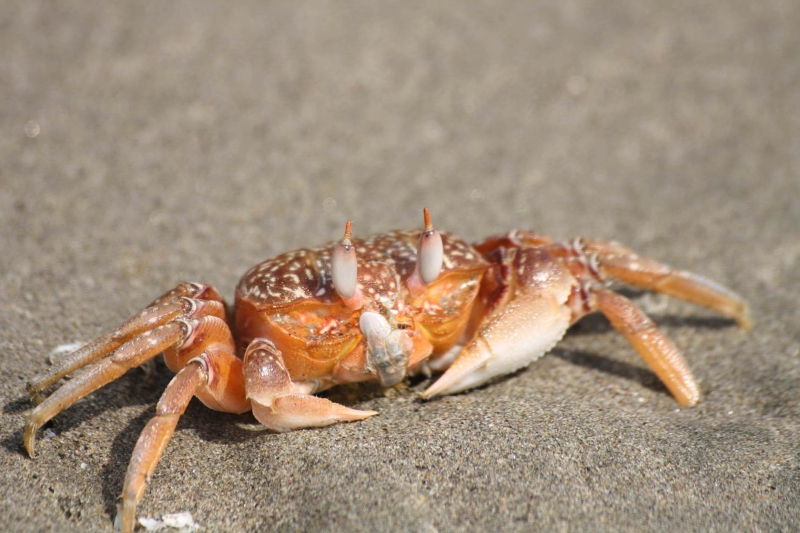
top-left (24, 209), bottom-right (750, 532)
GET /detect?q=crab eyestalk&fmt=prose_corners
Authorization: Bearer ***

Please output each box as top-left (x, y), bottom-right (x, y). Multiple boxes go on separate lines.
top-left (331, 220), bottom-right (363, 309)
top-left (408, 208), bottom-right (444, 297)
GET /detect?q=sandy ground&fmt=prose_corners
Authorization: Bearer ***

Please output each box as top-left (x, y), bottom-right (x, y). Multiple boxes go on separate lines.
top-left (1, 2), bottom-right (799, 532)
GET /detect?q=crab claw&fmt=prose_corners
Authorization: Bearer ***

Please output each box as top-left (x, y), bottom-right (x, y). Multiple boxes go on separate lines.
top-left (360, 311), bottom-right (412, 386)
top-left (245, 339), bottom-right (377, 432)
top-left (422, 255), bottom-right (575, 399)
top-left (332, 220), bottom-right (363, 309)
top-left (408, 208), bottom-right (444, 296)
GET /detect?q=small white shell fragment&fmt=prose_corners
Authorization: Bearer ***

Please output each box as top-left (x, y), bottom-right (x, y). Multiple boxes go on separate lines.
top-left (50, 342), bottom-right (84, 355)
top-left (48, 342), bottom-right (84, 362)
top-left (43, 428), bottom-right (57, 439)
top-left (137, 511), bottom-right (199, 532)
top-left (162, 512), bottom-right (199, 529)
top-left (137, 517), bottom-right (163, 531)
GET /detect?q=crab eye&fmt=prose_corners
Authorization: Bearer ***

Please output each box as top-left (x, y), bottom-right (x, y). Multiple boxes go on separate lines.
top-left (416, 208), bottom-right (443, 285)
top-left (332, 220), bottom-right (358, 299)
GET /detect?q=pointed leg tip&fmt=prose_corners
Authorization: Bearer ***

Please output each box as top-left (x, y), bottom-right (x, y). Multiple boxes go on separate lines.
top-left (256, 394), bottom-right (378, 431)
top-left (23, 423), bottom-right (37, 458)
top-left (672, 381), bottom-right (701, 408)
top-left (676, 393), bottom-right (701, 408)
top-left (736, 307), bottom-right (753, 331)
top-left (119, 499), bottom-right (138, 533)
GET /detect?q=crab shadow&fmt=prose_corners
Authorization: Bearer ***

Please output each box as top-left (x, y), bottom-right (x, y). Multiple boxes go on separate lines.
top-left (569, 312), bottom-right (737, 336)
top-left (548, 347), bottom-right (669, 396)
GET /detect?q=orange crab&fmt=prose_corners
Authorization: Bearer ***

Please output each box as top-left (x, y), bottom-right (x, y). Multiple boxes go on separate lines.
top-left (24, 209), bottom-right (750, 532)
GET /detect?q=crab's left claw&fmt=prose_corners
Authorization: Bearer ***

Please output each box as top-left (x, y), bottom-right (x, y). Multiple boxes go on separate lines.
top-left (422, 250), bottom-right (574, 398)
top-left (421, 291), bottom-right (571, 398)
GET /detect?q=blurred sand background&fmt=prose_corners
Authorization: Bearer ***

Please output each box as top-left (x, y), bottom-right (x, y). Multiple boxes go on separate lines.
top-left (1, 2), bottom-right (798, 531)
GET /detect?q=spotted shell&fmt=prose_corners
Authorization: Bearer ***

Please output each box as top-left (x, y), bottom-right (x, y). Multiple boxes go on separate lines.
top-left (237, 230), bottom-right (488, 310)
top-left (233, 230), bottom-right (490, 381)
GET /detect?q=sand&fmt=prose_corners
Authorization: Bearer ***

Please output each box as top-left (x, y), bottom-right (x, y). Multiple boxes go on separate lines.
top-left (1, 2), bottom-right (798, 531)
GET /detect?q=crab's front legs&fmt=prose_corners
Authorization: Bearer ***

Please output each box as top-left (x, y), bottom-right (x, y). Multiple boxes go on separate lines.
top-left (23, 283), bottom-right (230, 457)
top-left (243, 339), bottom-right (377, 432)
top-left (26, 282), bottom-right (223, 402)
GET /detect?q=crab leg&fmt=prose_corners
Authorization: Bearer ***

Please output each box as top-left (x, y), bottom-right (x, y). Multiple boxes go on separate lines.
top-left (27, 282), bottom-right (224, 400)
top-left (24, 296), bottom-right (228, 457)
top-left (244, 339), bottom-right (377, 432)
top-left (27, 301), bottom-right (186, 401)
top-left (24, 322), bottom-right (187, 457)
top-left (120, 359), bottom-right (207, 533)
top-left (590, 289), bottom-right (700, 406)
top-left (27, 332), bottom-right (122, 403)
top-left (575, 240), bottom-right (751, 330)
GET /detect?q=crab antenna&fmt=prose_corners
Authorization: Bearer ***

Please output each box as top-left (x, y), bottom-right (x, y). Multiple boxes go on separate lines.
top-left (409, 208), bottom-right (444, 296)
top-left (332, 221), bottom-right (363, 309)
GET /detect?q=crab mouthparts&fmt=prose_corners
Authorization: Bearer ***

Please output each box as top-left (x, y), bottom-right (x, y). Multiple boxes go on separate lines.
top-left (359, 311), bottom-right (411, 386)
